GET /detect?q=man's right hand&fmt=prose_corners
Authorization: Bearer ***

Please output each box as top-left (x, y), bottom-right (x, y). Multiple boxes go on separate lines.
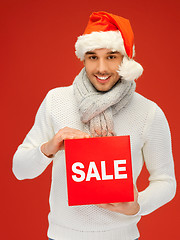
top-left (41, 127), bottom-right (90, 158)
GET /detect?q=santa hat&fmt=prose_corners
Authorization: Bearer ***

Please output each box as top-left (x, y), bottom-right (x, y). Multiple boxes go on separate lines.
top-left (75, 11), bottom-right (143, 81)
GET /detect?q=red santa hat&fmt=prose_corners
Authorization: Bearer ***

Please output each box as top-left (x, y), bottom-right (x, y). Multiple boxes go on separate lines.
top-left (75, 11), bottom-right (143, 81)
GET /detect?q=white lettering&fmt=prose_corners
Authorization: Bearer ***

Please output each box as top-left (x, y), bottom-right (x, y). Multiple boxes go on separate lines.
top-left (114, 160), bottom-right (127, 179)
top-left (71, 160), bottom-right (128, 182)
top-left (86, 162), bottom-right (101, 181)
top-left (101, 161), bottom-right (113, 180)
top-left (72, 162), bottom-right (85, 182)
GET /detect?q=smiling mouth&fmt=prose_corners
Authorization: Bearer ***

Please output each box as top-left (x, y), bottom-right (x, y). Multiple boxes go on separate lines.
top-left (95, 75), bottom-right (111, 82)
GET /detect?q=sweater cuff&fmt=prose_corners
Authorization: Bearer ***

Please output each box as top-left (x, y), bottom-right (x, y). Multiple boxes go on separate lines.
top-left (136, 191), bottom-right (146, 216)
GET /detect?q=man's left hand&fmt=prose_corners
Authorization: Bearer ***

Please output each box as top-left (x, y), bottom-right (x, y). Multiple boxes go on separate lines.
top-left (96, 186), bottom-right (140, 215)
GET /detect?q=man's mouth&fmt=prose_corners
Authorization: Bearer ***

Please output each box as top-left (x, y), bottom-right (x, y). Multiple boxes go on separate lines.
top-left (95, 75), bottom-right (111, 83)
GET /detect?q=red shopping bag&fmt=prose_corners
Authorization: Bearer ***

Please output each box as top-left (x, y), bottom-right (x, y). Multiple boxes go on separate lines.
top-left (64, 135), bottom-right (134, 206)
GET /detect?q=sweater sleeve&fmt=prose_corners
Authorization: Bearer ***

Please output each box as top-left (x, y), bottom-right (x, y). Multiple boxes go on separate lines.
top-left (138, 104), bottom-right (176, 216)
top-left (12, 90), bottom-right (55, 180)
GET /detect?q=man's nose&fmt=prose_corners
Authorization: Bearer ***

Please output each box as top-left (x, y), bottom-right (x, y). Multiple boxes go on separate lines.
top-left (97, 59), bottom-right (108, 74)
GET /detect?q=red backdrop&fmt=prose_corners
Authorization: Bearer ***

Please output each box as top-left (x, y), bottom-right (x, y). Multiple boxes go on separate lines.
top-left (1, 0), bottom-right (179, 239)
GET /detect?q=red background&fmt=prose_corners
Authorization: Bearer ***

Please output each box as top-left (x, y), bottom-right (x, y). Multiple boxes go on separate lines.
top-left (1, 0), bottom-right (179, 239)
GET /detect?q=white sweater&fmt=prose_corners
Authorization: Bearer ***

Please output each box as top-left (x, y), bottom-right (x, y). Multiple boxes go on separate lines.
top-left (13, 85), bottom-right (176, 240)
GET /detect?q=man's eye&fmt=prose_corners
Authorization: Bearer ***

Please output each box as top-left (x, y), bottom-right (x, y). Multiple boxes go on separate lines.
top-left (89, 56), bottom-right (97, 60)
top-left (107, 55), bottom-right (116, 59)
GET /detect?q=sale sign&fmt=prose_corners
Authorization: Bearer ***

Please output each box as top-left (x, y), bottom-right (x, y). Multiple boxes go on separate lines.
top-left (64, 135), bottom-right (134, 206)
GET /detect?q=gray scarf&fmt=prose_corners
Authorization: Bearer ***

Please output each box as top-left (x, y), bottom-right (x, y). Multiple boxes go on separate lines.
top-left (73, 68), bottom-right (136, 137)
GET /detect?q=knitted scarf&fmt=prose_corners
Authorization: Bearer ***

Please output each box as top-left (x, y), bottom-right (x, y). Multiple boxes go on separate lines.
top-left (73, 68), bottom-right (136, 137)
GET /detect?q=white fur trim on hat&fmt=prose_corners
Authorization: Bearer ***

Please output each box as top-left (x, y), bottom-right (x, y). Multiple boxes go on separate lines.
top-left (117, 56), bottom-right (143, 81)
top-left (75, 31), bottom-right (134, 60)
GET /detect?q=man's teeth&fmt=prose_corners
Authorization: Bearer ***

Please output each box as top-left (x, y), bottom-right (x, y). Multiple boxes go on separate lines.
top-left (97, 76), bottom-right (109, 80)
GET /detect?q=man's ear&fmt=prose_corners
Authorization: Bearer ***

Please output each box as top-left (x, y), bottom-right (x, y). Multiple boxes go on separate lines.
top-left (83, 60), bottom-right (85, 66)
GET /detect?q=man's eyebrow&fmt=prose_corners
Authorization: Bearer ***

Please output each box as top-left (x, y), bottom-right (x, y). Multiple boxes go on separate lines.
top-left (85, 51), bottom-right (96, 55)
top-left (106, 51), bottom-right (120, 54)
top-left (85, 51), bottom-right (120, 55)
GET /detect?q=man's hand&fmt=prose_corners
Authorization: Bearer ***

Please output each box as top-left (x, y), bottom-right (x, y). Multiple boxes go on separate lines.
top-left (41, 127), bottom-right (90, 158)
top-left (96, 186), bottom-right (140, 215)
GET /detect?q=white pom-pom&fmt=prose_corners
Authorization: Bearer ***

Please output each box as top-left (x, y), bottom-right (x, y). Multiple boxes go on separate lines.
top-left (117, 56), bottom-right (143, 81)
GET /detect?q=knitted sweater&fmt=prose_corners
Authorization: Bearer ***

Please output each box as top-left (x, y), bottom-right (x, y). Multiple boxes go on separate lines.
top-left (13, 85), bottom-right (176, 240)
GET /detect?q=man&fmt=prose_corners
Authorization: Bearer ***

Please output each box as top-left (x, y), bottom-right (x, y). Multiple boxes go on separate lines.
top-left (13, 11), bottom-right (176, 240)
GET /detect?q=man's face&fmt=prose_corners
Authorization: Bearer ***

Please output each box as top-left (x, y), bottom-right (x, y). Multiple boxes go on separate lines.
top-left (84, 48), bottom-right (123, 92)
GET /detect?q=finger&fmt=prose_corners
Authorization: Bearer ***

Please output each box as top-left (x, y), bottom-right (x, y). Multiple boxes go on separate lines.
top-left (71, 129), bottom-right (90, 138)
top-left (110, 202), bottom-right (121, 207)
top-left (73, 133), bottom-right (90, 139)
top-left (133, 186), bottom-right (139, 201)
top-left (96, 203), bottom-right (114, 211)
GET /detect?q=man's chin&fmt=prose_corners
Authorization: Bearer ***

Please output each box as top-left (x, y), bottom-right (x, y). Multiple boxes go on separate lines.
top-left (94, 84), bottom-right (112, 92)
